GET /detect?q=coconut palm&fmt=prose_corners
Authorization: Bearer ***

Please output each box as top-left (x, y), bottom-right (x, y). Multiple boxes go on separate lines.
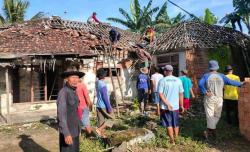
top-left (233, 0), bottom-right (250, 34)
top-left (107, 0), bottom-right (185, 33)
top-left (107, 0), bottom-right (160, 33)
top-left (0, 0), bottom-right (46, 25)
top-left (220, 12), bottom-right (243, 32)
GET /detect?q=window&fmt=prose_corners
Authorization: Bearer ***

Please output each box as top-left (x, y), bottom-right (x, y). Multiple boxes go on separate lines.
top-left (156, 53), bottom-right (179, 76)
top-left (102, 68), bottom-right (121, 77)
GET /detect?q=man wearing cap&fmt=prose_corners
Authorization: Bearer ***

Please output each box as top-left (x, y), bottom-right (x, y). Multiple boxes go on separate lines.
top-left (223, 65), bottom-right (240, 126)
top-left (199, 60), bottom-right (244, 138)
top-left (179, 70), bottom-right (195, 111)
top-left (158, 65), bottom-right (184, 144)
top-left (57, 67), bottom-right (84, 152)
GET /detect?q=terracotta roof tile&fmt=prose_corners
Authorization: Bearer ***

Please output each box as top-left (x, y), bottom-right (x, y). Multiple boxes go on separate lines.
top-left (0, 17), bottom-right (140, 59)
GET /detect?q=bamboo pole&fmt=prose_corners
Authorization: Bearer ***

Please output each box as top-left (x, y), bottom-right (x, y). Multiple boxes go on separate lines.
top-left (30, 64), bottom-right (34, 102)
top-left (107, 44), bottom-right (120, 117)
top-left (111, 48), bottom-right (124, 103)
top-left (44, 71), bottom-right (48, 101)
top-left (5, 68), bottom-right (10, 123)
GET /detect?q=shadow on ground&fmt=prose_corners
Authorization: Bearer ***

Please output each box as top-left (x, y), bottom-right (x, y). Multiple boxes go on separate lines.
top-left (18, 134), bottom-right (50, 152)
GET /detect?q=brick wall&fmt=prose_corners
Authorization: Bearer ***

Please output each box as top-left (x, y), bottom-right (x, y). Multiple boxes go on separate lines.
top-left (239, 79), bottom-right (250, 141)
top-left (186, 48), bottom-right (209, 93)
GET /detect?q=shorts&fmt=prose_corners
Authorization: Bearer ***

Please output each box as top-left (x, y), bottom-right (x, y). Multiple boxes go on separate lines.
top-left (138, 88), bottom-right (148, 103)
top-left (152, 92), bottom-right (160, 104)
top-left (160, 109), bottom-right (179, 128)
top-left (183, 98), bottom-right (190, 109)
top-left (81, 107), bottom-right (90, 127)
top-left (96, 108), bottom-right (114, 128)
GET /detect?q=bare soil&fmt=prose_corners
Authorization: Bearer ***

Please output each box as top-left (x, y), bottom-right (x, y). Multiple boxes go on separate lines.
top-left (0, 122), bottom-right (58, 152)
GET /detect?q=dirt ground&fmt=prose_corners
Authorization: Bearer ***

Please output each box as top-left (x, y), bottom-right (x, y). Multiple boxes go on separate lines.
top-left (0, 121), bottom-right (58, 152)
top-left (0, 114), bottom-right (250, 152)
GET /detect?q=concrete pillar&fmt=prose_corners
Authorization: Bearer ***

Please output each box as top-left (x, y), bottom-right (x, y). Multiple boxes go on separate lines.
top-left (5, 68), bottom-right (10, 122)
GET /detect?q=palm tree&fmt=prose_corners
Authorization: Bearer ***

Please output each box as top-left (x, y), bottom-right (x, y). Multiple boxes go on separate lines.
top-left (233, 0), bottom-right (250, 34)
top-left (107, 0), bottom-right (160, 33)
top-left (0, 0), bottom-right (46, 25)
top-left (219, 12), bottom-right (243, 32)
top-left (107, 0), bottom-right (185, 33)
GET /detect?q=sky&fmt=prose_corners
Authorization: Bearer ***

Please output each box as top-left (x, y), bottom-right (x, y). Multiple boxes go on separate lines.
top-left (0, 0), bottom-right (247, 33)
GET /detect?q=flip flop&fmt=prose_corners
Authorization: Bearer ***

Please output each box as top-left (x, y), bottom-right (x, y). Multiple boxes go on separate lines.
top-left (93, 128), bottom-right (102, 138)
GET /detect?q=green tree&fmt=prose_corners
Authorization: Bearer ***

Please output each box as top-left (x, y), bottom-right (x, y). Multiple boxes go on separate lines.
top-left (107, 0), bottom-right (159, 33)
top-left (0, 0), bottom-right (45, 25)
top-left (233, 0), bottom-right (250, 34)
top-left (203, 8), bottom-right (217, 25)
top-left (107, 0), bottom-right (185, 33)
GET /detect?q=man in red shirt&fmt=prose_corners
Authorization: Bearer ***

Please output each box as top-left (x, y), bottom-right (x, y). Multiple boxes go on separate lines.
top-left (87, 12), bottom-right (101, 24)
top-left (77, 78), bottom-right (93, 135)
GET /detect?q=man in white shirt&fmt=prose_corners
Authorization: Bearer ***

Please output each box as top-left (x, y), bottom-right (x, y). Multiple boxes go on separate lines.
top-left (151, 67), bottom-right (163, 115)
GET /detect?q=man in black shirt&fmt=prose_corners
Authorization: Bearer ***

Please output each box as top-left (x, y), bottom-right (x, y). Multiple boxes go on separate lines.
top-left (57, 67), bottom-right (85, 152)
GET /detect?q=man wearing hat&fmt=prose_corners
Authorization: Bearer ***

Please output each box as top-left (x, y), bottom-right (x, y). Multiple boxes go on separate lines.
top-left (57, 67), bottom-right (85, 152)
top-left (179, 69), bottom-right (195, 111)
top-left (199, 60), bottom-right (244, 139)
top-left (137, 67), bottom-right (150, 114)
top-left (158, 65), bottom-right (184, 144)
top-left (223, 65), bottom-right (240, 126)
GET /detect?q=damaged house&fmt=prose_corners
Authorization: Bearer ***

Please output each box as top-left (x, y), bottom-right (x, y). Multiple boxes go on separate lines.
top-left (149, 21), bottom-right (250, 92)
top-left (0, 17), bottom-right (140, 123)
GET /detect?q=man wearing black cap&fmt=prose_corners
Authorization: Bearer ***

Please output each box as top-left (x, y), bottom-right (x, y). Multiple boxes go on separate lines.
top-left (57, 67), bottom-right (85, 152)
top-left (224, 65), bottom-right (240, 125)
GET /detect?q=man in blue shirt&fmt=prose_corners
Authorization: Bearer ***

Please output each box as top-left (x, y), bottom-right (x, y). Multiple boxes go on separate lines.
top-left (95, 68), bottom-right (114, 138)
top-left (137, 67), bottom-right (150, 114)
top-left (199, 60), bottom-right (244, 139)
top-left (158, 65), bottom-right (184, 144)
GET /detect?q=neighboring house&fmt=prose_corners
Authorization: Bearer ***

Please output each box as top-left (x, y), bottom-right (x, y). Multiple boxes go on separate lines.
top-left (0, 17), bottom-right (140, 123)
top-left (149, 21), bottom-right (250, 92)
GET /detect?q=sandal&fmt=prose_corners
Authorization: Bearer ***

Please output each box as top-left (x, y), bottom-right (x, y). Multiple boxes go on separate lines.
top-left (203, 130), bottom-right (208, 139)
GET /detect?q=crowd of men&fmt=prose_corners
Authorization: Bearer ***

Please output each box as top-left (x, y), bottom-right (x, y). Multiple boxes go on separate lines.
top-left (57, 59), bottom-right (245, 152)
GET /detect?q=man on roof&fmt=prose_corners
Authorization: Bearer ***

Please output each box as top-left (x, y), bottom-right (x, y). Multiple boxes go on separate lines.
top-left (87, 12), bottom-right (101, 24)
top-left (142, 26), bottom-right (155, 44)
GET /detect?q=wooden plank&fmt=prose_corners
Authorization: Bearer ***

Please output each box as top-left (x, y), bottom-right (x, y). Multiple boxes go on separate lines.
top-left (107, 44), bottom-right (120, 117)
top-left (112, 49), bottom-right (124, 103)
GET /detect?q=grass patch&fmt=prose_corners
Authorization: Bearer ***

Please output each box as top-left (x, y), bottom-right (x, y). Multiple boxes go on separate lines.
top-left (79, 100), bottom-right (250, 152)
top-left (80, 136), bottom-right (105, 152)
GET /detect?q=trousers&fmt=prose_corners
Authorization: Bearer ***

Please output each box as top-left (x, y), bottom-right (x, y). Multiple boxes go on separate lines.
top-left (59, 133), bottom-right (79, 152)
top-left (204, 96), bottom-right (223, 129)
